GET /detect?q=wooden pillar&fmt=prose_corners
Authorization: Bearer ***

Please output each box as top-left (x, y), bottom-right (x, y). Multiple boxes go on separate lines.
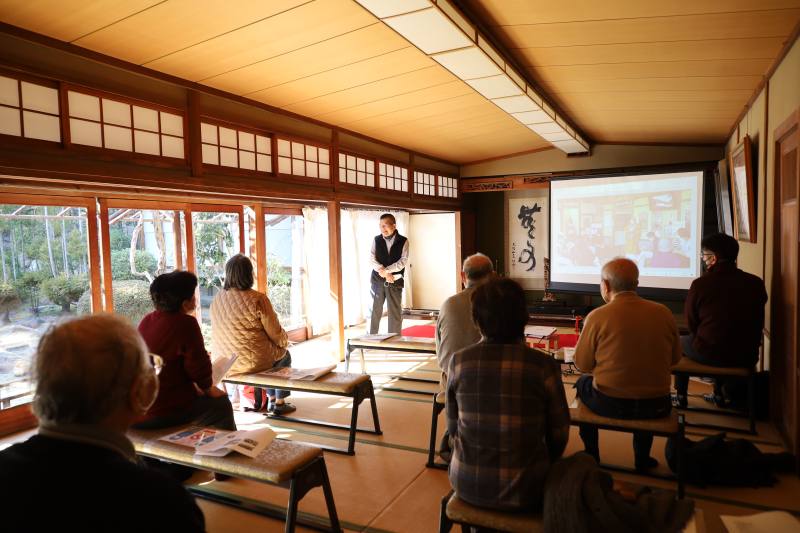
top-left (454, 211), bottom-right (463, 294)
top-left (85, 199), bottom-right (102, 313)
top-left (187, 90), bottom-right (203, 177)
top-left (254, 204), bottom-right (267, 294)
top-left (98, 199), bottom-right (113, 311)
top-left (327, 200), bottom-right (345, 362)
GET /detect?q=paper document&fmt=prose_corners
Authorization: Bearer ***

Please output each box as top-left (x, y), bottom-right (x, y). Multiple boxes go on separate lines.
top-left (524, 325), bottom-right (557, 338)
top-left (263, 364), bottom-right (336, 381)
top-left (358, 333), bottom-right (395, 341)
top-left (160, 426), bottom-right (276, 458)
top-left (561, 347), bottom-right (575, 363)
top-left (720, 511), bottom-right (800, 533)
top-left (211, 353), bottom-right (239, 386)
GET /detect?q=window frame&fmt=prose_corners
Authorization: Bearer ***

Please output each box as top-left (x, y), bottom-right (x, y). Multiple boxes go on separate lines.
top-left (199, 117), bottom-right (275, 178)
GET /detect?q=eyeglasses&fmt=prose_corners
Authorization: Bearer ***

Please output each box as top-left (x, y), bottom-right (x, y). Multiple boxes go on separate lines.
top-left (700, 252), bottom-right (714, 259)
top-left (149, 353), bottom-right (164, 376)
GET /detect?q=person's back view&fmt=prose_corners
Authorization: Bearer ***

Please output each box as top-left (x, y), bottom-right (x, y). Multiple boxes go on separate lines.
top-left (447, 278), bottom-right (569, 510)
top-left (0, 314), bottom-right (204, 532)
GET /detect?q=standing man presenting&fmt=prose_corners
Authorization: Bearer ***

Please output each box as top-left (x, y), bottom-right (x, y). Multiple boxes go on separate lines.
top-left (369, 213), bottom-right (409, 334)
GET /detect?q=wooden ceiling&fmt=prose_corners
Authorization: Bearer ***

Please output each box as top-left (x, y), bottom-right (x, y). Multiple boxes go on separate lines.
top-left (0, 0), bottom-right (547, 164)
top-left (1, 0), bottom-right (798, 162)
top-left (465, 0), bottom-right (800, 144)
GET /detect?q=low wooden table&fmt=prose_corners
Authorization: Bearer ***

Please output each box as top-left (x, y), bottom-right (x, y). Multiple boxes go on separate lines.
top-left (345, 334), bottom-right (436, 374)
top-left (129, 426), bottom-right (342, 533)
top-left (224, 371), bottom-right (382, 455)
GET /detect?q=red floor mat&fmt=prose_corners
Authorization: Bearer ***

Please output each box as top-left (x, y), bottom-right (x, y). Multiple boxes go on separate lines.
top-left (400, 324), bottom-right (435, 338)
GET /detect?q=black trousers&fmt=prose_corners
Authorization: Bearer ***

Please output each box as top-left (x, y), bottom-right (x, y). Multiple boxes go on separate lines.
top-left (574, 374), bottom-right (671, 463)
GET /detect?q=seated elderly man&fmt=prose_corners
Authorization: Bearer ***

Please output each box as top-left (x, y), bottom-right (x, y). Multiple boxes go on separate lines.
top-left (0, 314), bottom-right (205, 531)
top-left (436, 252), bottom-right (494, 390)
top-left (574, 258), bottom-right (681, 471)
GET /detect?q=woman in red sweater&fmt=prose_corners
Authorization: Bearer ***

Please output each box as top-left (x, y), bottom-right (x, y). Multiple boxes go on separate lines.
top-left (134, 270), bottom-right (236, 431)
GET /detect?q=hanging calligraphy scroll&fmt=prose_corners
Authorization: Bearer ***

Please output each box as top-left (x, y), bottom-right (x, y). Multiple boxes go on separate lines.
top-left (506, 189), bottom-right (549, 289)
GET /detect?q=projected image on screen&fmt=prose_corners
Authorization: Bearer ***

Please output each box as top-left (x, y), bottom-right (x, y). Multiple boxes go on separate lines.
top-left (550, 171), bottom-right (704, 292)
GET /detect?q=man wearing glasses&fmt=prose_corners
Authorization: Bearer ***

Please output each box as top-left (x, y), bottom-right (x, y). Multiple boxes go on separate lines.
top-left (675, 233), bottom-right (767, 408)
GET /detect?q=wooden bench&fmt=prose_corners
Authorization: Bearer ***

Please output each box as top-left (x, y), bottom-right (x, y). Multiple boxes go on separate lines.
top-left (438, 490), bottom-right (543, 532)
top-left (129, 426), bottom-right (342, 533)
top-left (224, 371), bottom-right (381, 455)
top-left (345, 335), bottom-right (436, 374)
top-left (426, 391), bottom-right (448, 469)
top-left (671, 356), bottom-right (756, 434)
top-left (569, 400), bottom-right (686, 499)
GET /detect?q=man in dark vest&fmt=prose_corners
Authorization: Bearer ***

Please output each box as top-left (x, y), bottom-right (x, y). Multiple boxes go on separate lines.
top-left (369, 213), bottom-right (409, 334)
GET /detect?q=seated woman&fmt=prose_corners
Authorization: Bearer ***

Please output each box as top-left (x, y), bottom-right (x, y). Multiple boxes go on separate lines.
top-left (211, 254), bottom-right (294, 415)
top-left (135, 270), bottom-right (236, 431)
top-left (446, 277), bottom-right (570, 511)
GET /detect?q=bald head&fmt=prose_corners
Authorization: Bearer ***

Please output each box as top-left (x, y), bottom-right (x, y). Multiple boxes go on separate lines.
top-left (601, 258), bottom-right (639, 294)
top-left (462, 253), bottom-right (494, 287)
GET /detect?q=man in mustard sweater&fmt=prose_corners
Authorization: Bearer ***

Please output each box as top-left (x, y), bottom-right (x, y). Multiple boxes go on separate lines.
top-left (574, 258), bottom-right (682, 471)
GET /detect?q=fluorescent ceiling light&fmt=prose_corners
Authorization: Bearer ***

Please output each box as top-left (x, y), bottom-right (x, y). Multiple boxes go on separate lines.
top-left (527, 122), bottom-right (563, 135)
top-left (353, 0), bottom-right (432, 19)
top-left (433, 47), bottom-right (502, 80)
top-left (541, 131), bottom-right (572, 142)
top-left (384, 8), bottom-right (472, 54)
top-left (491, 95), bottom-right (540, 113)
top-left (466, 75), bottom-right (523, 99)
top-left (552, 139), bottom-right (587, 154)
top-left (511, 110), bottom-right (551, 125)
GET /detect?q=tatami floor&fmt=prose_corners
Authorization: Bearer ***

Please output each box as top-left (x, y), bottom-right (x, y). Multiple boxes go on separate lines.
top-left (2, 319), bottom-right (798, 532)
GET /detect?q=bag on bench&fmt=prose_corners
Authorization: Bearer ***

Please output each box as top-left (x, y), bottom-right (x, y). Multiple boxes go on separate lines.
top-left (665, 433), bottom-right (794, 487)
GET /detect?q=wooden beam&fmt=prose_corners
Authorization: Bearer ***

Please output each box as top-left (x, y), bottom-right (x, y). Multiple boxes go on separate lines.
top-left (327, 200), bottom-right (345, 362)
top-left (98, 198), bottom-right (113, 311)
top-left (254, 203), bottom-right (267, 294)
top-left (187, 90), bottom-right (203, 178)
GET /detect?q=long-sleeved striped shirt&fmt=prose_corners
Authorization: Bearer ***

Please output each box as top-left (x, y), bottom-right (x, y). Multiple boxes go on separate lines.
top-left (446, 341), bottom-right (570, 511)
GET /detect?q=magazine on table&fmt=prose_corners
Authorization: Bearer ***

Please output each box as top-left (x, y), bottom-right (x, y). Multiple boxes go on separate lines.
top-left (262, 364), bottom-right (337, 381)
top-left (358, 333), bottom-right (395, 341)
top-left (211, 353), bottom-right (239, 386)
top-left (524, 325), bottom-right (557, 338)
top-left (160, 426), bottom-right (276, 458)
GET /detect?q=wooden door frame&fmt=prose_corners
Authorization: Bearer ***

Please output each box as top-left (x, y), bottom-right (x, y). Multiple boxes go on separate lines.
top-left (771, 108), bottom-right (800, 463)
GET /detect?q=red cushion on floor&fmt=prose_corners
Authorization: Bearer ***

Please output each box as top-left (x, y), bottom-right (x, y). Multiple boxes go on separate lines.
top-left (400, 324), bottom-right (436, 338)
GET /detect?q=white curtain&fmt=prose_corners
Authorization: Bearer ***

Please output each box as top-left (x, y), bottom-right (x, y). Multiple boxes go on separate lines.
top-left (340, 208), bottom-right (411, 326)
top-left (302, 206), bottom-right (331, 336)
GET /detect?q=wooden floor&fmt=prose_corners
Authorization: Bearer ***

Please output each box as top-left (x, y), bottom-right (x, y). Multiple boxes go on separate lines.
top-left (2, 318), bottom-right (798, 532)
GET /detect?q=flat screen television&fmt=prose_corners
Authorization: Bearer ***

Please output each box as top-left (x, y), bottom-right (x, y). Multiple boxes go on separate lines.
top-left (548, 168), bottom-right (706, 299)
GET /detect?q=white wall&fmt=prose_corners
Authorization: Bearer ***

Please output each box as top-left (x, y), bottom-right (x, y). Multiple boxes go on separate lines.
top-left (408, 213), bottom-right (458, 309)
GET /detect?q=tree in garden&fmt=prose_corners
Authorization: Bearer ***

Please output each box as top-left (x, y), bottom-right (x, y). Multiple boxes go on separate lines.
top-left (14, 271), bottom-right (48, 317)
top-left (194, 217), bottom-right (233, 290)
top-left (42, 275), bottom-right (87, 313)
top-left (0, 282), bottom-right (20, 323)
top-left (111, 249), bottom-right (157, 281)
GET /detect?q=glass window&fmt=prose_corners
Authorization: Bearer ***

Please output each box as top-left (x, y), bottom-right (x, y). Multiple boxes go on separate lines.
top-left (105, 208), bottom-right (186, 325)
top-left (265, 214), bottom-right (305, 330)
top-left (201, 122), bottom-right (272, 173)
top-left (0, 204), bottom-right (92, 410)
top-left (379, 162), bottom-right (408, 192)
top-left (191, 211), bottom-right (241, 339)
top-left (67, 89), bottom-right (185, 159)
top-left (0, 75), bottom-right (60, 142)
top-left (414, 171), bottom-right (436, 196)
top-left (276, 138), bottom-right (329, 180)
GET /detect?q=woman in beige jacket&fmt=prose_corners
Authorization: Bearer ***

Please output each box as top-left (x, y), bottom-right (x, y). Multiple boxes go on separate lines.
top-left (211, 254), bottom-right (295, 415)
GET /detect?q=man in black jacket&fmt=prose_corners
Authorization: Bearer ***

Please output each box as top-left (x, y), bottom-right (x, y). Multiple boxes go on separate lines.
top-left (675, 232), bottom-right (767, 407)
top-left (368, 213), bottom-right (409, 334)
top-left (0, 314), bottom-right (205, 532)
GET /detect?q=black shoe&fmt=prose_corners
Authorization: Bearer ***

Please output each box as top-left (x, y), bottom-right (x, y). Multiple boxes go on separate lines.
top-left (703, 393), bottom-right (731, 408)
top-left (634, 456), bottom-right (659, 472)
top-left (272, 403), bottom-right (296, 415)
top-left (671, 393), bottom-right (688, 409)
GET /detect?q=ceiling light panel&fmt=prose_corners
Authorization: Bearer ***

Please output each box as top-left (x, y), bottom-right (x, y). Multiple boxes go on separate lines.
top-left (432, 47), bottom-right (502, 80)
top-left (528, 122), bottom-right (563, 135)
top-left (541, 131), bottom-right (572, 142)
top-left (491, 95), bottom-right (540, 113)
top-left (383, 8), bottom-right (472, 54)
top-left (353, 0), bottom-right (432, 19)
top-left (552, 139), bottom-right (587, 154)
top-left (466, 74), bottom-right (523, 99)
top-left (511, 109), bottom-right (551, 125)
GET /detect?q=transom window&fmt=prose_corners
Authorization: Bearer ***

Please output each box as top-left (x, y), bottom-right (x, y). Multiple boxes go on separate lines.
top-left (277, 138), bottom-right (330, 180)
top-left (338, 152), bottom-right (375, 187)
top-left (201, 122), bottom-right (272, 173)
top-left (0, 75), bottom-right (60, 143)
top-left (414, 171), bottom-right (436, 196)
top-left (438, 176), bottom-right (458, 198)
top-left (67, 89), bottom-right (184, 159)
top-left (379, 162), bottom-right (408, 192)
